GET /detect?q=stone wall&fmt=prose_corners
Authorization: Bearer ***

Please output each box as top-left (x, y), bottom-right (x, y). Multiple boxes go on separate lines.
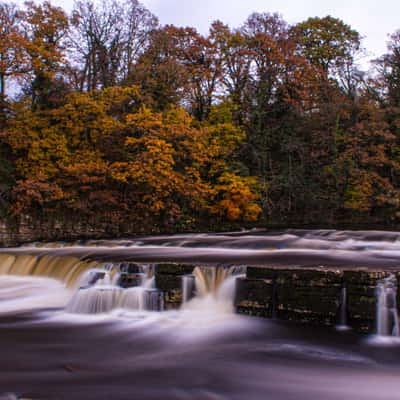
top-left (155, 263), bottom-right (195, 310)
top-left (235, 266), bottom-right (393, 333)
top-left (119, 262), bottom-right (396, 334)
top-left (0, 216), bottom-right (138, 247)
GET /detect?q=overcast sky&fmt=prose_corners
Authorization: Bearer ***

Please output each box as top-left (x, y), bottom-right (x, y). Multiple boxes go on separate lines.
top-left (15, 0), bottom-right (400, 66)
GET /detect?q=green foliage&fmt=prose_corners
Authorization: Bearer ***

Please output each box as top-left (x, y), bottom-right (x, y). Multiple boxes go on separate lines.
top-left (290, 16), bottom-right (361, 73)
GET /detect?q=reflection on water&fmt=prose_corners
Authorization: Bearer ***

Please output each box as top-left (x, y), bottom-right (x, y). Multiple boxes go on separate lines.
top-left (1, 230), bottom-right (400, 399)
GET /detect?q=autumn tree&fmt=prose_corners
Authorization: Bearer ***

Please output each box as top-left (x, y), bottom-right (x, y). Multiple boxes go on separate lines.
top-left (128, 26), bottom-right (196, 110)
top-left (333, 98), bottom-right (400, 221)
top-left (290, 16), bottom-right (363, 97)
top-left (226, 13), bottom-right (323, 218)
top-left (0, 2), bottom-right (29, 120)
top-left (20, 1), bottom-right (69, 109)
top-left (373, 31), bottom-right (400, 108)
top-left (6, 87), bottom-right (138, 219)
top-left (6, 84), bottom-right (260, 228)
top-left (3, 1), bottom-right (400, 229)
top-left (210, 21), bottom-right (252, 124)
top-left (183, 30), bottom-right (222, 121)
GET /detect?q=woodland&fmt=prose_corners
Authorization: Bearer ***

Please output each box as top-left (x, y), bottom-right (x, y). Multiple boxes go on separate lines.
top-left (1, 0), bottom-right (400, 232)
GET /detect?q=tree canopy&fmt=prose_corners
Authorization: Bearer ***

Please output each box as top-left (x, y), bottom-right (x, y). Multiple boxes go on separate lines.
top-left (0, 1), bottom-right (399, 231)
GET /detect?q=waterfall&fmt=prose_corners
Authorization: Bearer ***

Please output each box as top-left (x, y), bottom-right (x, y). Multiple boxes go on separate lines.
top-left (181, 266), bottom-right (245, 314)
top-left (66, 267), bottom-right (162, 314)
top-left (0, 253), bottom-right (102, 287)
top-left (119, 276), bottom-right (161, 311)
top-left (192, 266), bottom-right (245, 297)
top-left (0, 254), bottom-right (163, 315)
top-left (193, 266), bottom-right (225, 296)
top-left (376, 274), bottom-right (400, 337)
top-left (336, 286), bottom-right (349, 330)
top-left (181, 275), bottom-right (195, 303)
top-left (119, 288), bottom-right (161, 311)
top-left (66, 285), bottom-right (123, 314)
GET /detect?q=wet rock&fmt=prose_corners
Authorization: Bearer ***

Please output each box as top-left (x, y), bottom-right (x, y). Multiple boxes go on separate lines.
top-left (156, 263), bottom-right (195, 275)
top-left (236, 277), bottom-right (275, 318)
top-left (86, 271), bottom-right (106, 286)
top-left (246, 267), bottom-right (276, 280)
top-left (155, 264), bottom-right (195, 309)
top-left (238, 267), bottom-right (343, 326)
top-left (344, 270), bottom-right (390, 333)
top-left (119, 263), bottom-right (142, 274)
top-left (276, 269), bottom-right (342, 326)
top-left (155, 270), bottom-right (182, 309)
top-left (117, 273), bottom-right (143, 288)
top-left (236, 267), bottom-right (396, 333)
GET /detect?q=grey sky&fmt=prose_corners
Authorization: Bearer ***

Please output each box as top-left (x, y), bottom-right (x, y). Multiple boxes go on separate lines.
top-left (15, 0), bottom-right (400, 66)
top-left (140, 0), bottom-right (399, 65)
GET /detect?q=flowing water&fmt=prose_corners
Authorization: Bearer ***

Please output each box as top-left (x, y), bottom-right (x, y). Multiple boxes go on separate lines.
top-left (2, 230), bottom-right (400, 399)
top-left (376, 275), bottom-right (400, 337)
top-left (337, 286), bottom-right (349, 330)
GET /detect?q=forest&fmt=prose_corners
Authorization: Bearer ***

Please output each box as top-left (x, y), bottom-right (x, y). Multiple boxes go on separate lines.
top-left (1, 0), bottom-right (400, 232)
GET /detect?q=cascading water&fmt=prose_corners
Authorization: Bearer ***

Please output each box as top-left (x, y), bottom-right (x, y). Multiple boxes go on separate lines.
top-left (180, 266), bottom-right (245, 315)
top-left (5, 233), bottom-right (400, 400)
top-left (118, 276), bottom-right (162, 310)
top-left (336, 286), bottom-right (349, 330)
top-left (0, 253), bottom-right (102, 287)
top-left (376, 274), bottom-right (400, 337)
top-left (191, 265), bottom-right (246, 297)
top-left (66, 265), bottom-right (162, 314)
top-left (192, 266), bottom-right (230, 296)
top-left (181, 274), bottom-right (195, 303)
top-left (66, 283), bottom-right (122, 314)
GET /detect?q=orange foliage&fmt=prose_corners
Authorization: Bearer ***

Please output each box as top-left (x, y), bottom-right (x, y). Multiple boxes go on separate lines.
top-left (7, 90), bottom-right (261, 227)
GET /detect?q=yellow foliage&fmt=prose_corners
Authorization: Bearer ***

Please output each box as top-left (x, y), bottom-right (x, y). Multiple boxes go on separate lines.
top-left (6, 88), bottom-right (262, 225)
top-left (211, 173), bottom-right (262, 221)
top-left (344, 173), bottom-right (373, 212)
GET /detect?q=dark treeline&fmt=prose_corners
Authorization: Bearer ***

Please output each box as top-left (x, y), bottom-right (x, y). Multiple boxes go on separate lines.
top-left (1, 0), bottom-right (400, 232)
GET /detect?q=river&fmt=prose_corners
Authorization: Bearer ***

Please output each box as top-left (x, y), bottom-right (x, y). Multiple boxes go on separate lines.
top-left (1, 229), bottom-right (400, 399)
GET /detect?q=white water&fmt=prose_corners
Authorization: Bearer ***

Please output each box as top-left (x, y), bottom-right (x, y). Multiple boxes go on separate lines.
top-left (58, 264), bottom-right (246, 343)
top-left (41, 265), bottom-right (249, 346)
top-left (66, 267), bottom-right (161, 314)
top-left (192, 266), bottom-right (246, 296)
top-left (181, 274), bottom-right (195, 303)
top-left (178, 266), bottom-right (245, 318)
top-left (376, 274), bottom-right (400, 337)
top-left (0, 275), bottom-right (71, 315)
top-left (336, 286), bottom-right (350, 331)
top-left (3, 234), bottom-right (400, 400)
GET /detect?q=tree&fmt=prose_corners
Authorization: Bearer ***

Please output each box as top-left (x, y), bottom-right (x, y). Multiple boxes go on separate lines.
top-left (69, 0), bottom-right (158, 91)
top-left (183, 30), bottom-right (222, 121)
top-left (333, 100), bottom-right (400, 220)
top-left (290, 16), bottom-right (363, 97)
top-left (291, 16), bottom-right (360, 73)
top-left (374, 31), bottom-right (400, 107)
top-left (128, 26), bottom-right (196, 110)
top-left (7, 85), bottom-right (261, 227)
top-left (21, 1), bottom-right (69, 109)
top-left (210, 21), bottom-right (252, 124)
top-left (0, 2), bottom-right (27, 120)
top-left (6, 87), bottom-right (140, 218)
